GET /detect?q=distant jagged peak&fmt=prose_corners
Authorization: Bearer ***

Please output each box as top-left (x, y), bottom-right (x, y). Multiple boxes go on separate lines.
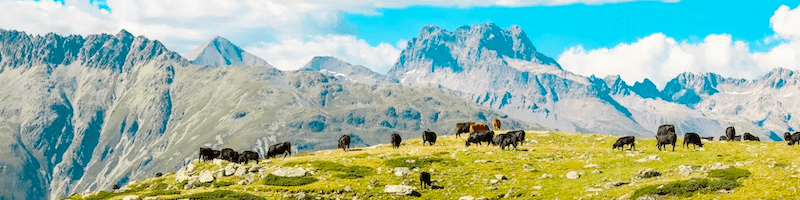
top-left (184, 36), bottom-right (269, 67)
top-left (760, 67), bottom-right (799, 88)
top-left (631, 78), bottom-right (662, 100)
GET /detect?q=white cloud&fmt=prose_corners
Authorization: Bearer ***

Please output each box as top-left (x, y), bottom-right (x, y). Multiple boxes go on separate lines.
top-left (558, 4), bottom-right (800, 89)
top-left (245, 35), bottom-right (401, 73)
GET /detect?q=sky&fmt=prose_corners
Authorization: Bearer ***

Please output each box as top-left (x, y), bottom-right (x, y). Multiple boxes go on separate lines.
top-left (1, 0), bottom-right (799, 88)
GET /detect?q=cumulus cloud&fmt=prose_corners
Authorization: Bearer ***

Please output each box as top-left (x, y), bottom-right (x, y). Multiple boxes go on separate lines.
top-left (558, 5), bottom-right (800, 89)
top-left (246, 35), bottom-right (401, 73)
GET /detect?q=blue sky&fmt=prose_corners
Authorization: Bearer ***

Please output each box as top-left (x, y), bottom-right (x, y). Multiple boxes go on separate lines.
top-left (5, 0), bottom-right (800, 88)
top-left (346, 0), bottom-right (794, 57)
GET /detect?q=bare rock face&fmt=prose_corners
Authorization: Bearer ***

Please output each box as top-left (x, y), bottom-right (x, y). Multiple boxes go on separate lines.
top-left (198, 170), bottom-right (214, 183)
top-left (271, 167), bottom-right (307, 177)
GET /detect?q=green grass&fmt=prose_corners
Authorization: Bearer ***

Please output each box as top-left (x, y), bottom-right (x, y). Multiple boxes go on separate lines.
top-left (142, 190), bottom-right (181, 197)
top-left (262, 174), bottom-right (318, 186)
top-left (708, 168), bottom-right (752, 181)
top-left (212, 181), bottom-right (235, 188)
top-left (168, 190), bottom-right (265, 200)
top-left (384, 156), bottom-right (458, 168)
top-left (283, 160), bottom-right (374, 179)
top-left (633, 168), bottom-right (751, 198)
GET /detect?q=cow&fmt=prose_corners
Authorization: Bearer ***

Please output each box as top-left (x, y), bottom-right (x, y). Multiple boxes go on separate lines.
top-left (155, 173), bottom-right (163, 177)
top-left (683, 133), bottom-right (703, 149)
top-left (743, 132), bottom-right (760, 141)
top-left (700, 137), bottom-right (714, 141)
top-left (238, 150), bottom-right (259, 164)
top-left (656, 124), bottom-right (677, 151)
top-left (422, 129), bottom-right (437, 146)
top-left (213, 150), bottom-right (221, 160)
top-left (112, 184), bottom-right (120, 191)
top-left (199, 147), bottom-right (215, 161)
top-left (267, 142), bottom-right (292, 158)
top-left (456, 123), bottom-right (472, 138)
top-left (420, 172), bottom-right (432, 189)
top-left (725, 126), bottom-right (736, 141)
top-left (785, 132), bottom-right (793, 141)
top-left (492, 118), bottom-right (502, 131)
top-left (719, 136), bottom-right (728, 141)
top-left (469, 123), bottom-right (490, 133)
top-left (788, 132), bottom-right (800, 146)
top-left (497, 134), bottom-right (518, 150)
top-left (466, 131), bottom-right (495, 147)
top-left (613, 136), bottom-right (635, 151)
top-left (733, 135), bottom-right (742, 141)
top-left (391, 133), bottom-right (402, 149)
top-left (338, 134), bottom-right (351, 151)
top-left (220, 148), bottom-right (239, 162)
top-left (507, 130), bottom-right (526, 145)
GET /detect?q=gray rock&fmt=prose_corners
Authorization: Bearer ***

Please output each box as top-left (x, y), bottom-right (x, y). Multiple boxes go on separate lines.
top-left (249, 164), bottom-right (260, 172)
top-left (677, 165), bottom-right (695, 176)
top-left (635, 169), bottom-right (661, 179)
top-left (224, 164), bottom-right (235, 176)
top-left (710, 162), bottom-right (732, 170)
top-left (199, 170), bottom-right (215, 183)
top-left (566, 171), bottom-right (581, 179)
top-left (539, 173), bottom-right (553, 179)
top-left (143, 197), bottom-right (158, 200)
top-left (394, 167), bottom-right (411, 177)
top-left (122, 195), bottom-right (141, 200)
top-left (213, 159), bottom-right (223, 166)
top-left (635, 155), bottom-right (660, 163)
top-left (272, 167), bottom-right (308, 177)
top-left (603, 181), bottom-right (630, 189)
top-left (234, 165), bottom-right (248, 176)
top-left (459, 196), bottom-right (475, 200)
top-left (213, 169), bottom-right (224, 179)
top-left (474, 159), bottom-right (490, 164)
top-left (636, 194), bottom-right (660, 200)
top-left (489, 179), bottom-right (499, 184)
top-left (494, 174), bottom-right (507, 180)
top-left (583, 164), bottom-right (599, 168)
top-left (592, 169), bottom-right (603, 174)
top-left (486, 186), bottom-right (497, 190)
top-left (383, 185), bottom-right (417, 195)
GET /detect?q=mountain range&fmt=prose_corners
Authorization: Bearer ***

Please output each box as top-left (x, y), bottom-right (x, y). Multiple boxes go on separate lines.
top-left (0, 22), bottom-right (798, 199)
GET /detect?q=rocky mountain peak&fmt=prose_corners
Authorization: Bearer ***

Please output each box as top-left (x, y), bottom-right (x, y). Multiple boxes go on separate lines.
top-left (184, 36), bottom-right (269, 67)
top-left (761, 67), bottom-right (798, 88)
top-left (631, 78), bottom-right (661, 99)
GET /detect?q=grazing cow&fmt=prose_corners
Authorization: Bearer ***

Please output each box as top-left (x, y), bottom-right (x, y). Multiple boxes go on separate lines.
top-left (785, 132), bottom-right (793, 141)
top-left (725, 126), bottom-right (736, 141)
top-left (155, 173), bottom-right (163, 177)
top-left (267, 142), bottom-right (292, 158)
top-left (455, 123), bottom-right (472, 138)
top-left (613, 136), bottom-right (635, 151)
top-left (493, 118), bottom-right (502, 131)
top-left (466, 131), bottom-right (495, 147)
top-left (422, 129), bottom-right (437, 146)
top-left (656, 124), bottom-right (677, 151)
top-left (788, 132), bottom-right (800, 146)
top-left (700, 137), bottom-right (714, 141)
top-left (112, 184), bottom-right (120, 191)
top-left (507, 130), bottom-right (526, 145)
top-left (743, 132), bottom-right (760, 141)
top-left (496, 134), bottom-right (518, 150)
top-left (238, 150), bottom-right (259, 164)
top-left (733, 135), bottom-right (742, 141)
top-left (391, 134), bottom-right (402, 149)
top-left (719, 136), bottom-right (728, 141)
top-left (199, 147), bottom-right (215, 161)
top-left (469, 123), bottom-right (491, 133)
top-left (213, 150), bottom-right (221, 159)
top-left (338, 134), bottom-right (351, 151)
top-left (420, 172), bottom-right (432, 189)
top-left (220, 148), bottom-right (239, 162)
top-left (683, 133), bottom-right (704, 149)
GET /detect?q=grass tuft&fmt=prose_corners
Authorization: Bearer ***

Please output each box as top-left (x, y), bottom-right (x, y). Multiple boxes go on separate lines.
top-left (633, 168), bottom-right (751, 199)
top-left (262, 174), bottom-right (318, 186)
top-left (168, 190), bottom-right (265, 200)
top-left (708, 168), bottom-right (751, 181)
top-left (384, 156), bottom-right (458, 168)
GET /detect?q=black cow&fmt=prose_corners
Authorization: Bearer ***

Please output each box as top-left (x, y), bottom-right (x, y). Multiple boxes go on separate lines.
top-left (496, 134), bottom-right (518, 150)
top-left (420, 172), bottom-right (432, 189)
top-left (700, 137), bottom-right (714, 141)
top-left (155, 173), bottom-right (163, 177)
top-left (112, 184), bottom-right (120, 191)
top-left (422, 129), bottom-right (437, 146)
top-left (338, 134), bottom-right (351, 151)
top-left (683, 133), bottom-right (703, 149)
top-left (743, 132), bottom-right (760, 141)
top-left (719, 136), bottom-right (728, 141)
top-left (733, 135), bottom-right (742, 141)
top-left (725, 126), bottom-right (736, 141)
top-left (199, 147), bottom-right (215, 161)
top-left (788, 132), bottom-right (800, 146)
top-left (466, 131), bottom-right (495, 147)
top-left (267, 142), bottom-right (292, 158)
top-left (220, 148), bottom-right (239, 162)
top-left (656, 124), bottom-right (677, 151)
top-left (238, 150), bottom-right (259, 164)
top-left (213, 150), bottom-right (221, 160)
top-left (785, 132), bottom-right (793, 141)
top-left (613, 136), bottom-right (635, 151)
top-left (391, 134), bottom-right (402, 149)
top-left (507, 130), bottom-right (526, 145)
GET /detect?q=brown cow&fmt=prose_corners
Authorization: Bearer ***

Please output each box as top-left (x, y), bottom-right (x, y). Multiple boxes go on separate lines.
top-left (469, 123), bottom-right (490, 132)
top-left (492, 118), bottom-right (501, 131)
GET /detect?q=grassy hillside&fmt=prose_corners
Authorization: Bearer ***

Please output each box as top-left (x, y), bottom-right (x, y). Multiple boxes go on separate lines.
top-left (66, 131), bottom-right (800, 200)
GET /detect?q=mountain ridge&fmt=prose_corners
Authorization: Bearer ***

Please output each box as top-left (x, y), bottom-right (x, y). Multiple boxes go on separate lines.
top-left (184, 36), bottom-right (269, 67)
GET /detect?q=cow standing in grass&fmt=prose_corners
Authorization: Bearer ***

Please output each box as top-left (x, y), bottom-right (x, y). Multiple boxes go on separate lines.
top-left (267, 142), bottom-right (292, 158)
top-left (422, 129), bottom-right (437, 146)
top-left (788, 132), bottom-right (800, 146)
top-left (238, 150), bottom-right (259, 164)
top-left (656, 124), bottom-right (677, 151)
top-left (743, 132), bottom-right (760, 141)
top-left (507, 130), bottom-right (526, 145)
top-left (785, 132), bottom-right (793, 141)
top-left (338, 134), bottom-right (351, 151)
top-left (199, 147), bottom-right (215, 161)
top-left (221, 148), bottom-right (239, 162)
top-left (466, 131), bottom-right (494, 147)
top-left (420, 172), bottom-right (432, 189)
top-left (683, 133), bottom-right (704, 149)
top-left (391, 134), bottom-right (402, 149)
top-left (492, 118), bottom-right (501, 131)
top-left (613, 136), bottom-right (635, 151)
top-left (726, 126), bottom-right (736, 141)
